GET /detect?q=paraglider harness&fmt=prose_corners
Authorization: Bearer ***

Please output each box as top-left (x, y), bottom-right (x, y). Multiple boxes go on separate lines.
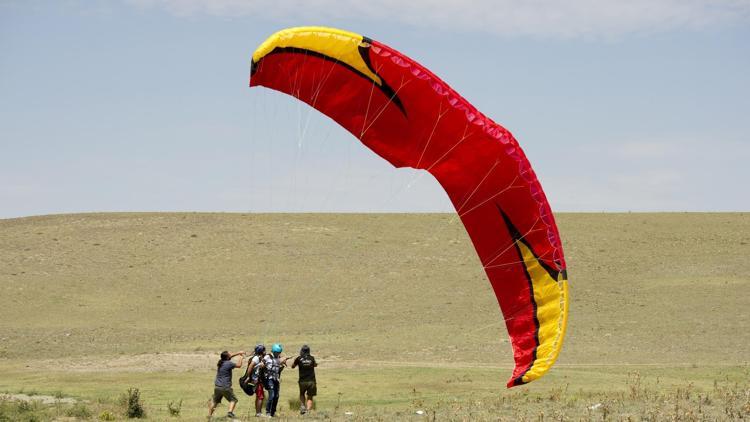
top-left (239, 353), bottom-right (291, 396)
top-left (238, 369), bottom-right (255, 396)
top-left (238, 358), bottom-right (264, 396)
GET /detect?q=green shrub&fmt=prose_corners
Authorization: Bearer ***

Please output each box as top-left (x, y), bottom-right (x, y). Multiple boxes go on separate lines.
top-left (16, 401), bottom-right (32, 413)
top-left (0, 400), bottom-right (45, 422)
top-left (124, 388), bottom-right (145, 419)
top-left (98, 410), bottom-right (116, 421)
top-left (167, 399), bottom-right (182, 417)
top-left (65, 402), bottom-right (92, 419)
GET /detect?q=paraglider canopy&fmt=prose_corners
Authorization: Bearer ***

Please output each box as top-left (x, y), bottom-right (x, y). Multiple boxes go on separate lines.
top-left (249, 26), bottom-right (568, 387)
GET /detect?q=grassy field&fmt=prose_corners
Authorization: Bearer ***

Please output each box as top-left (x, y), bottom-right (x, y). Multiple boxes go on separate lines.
top-left (0, 212), bottom-right (748, 420)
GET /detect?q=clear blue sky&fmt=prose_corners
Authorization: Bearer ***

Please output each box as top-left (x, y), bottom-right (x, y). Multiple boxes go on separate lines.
top-left (1, 1), bottom-right (749, 218)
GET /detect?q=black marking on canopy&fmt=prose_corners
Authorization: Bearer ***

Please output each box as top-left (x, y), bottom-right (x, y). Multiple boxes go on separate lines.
top-left (250, 59), bottom-right (259, 77)
top-left (359, 36), bottom-right (407, 116)
top-left (251, 44), bottom-right (407, 116)
top-left (497, 205), bottom-right (541, 387)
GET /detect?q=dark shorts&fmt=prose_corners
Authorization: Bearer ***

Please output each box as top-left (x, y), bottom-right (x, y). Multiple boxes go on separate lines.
top-left (299, 380), bottom-right (317, 397)
top-left (212, 386), bottom-right (238, 404)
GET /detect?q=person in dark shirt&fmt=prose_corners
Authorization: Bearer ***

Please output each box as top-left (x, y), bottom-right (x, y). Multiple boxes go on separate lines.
top-left (208, 350), bottom-right (245, 419)
top-left (291, 344), bottom-right (317, 415)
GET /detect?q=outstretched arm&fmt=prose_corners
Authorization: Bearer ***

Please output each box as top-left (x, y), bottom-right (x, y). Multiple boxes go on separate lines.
top-left (231, 351), bottom-right (245, 369)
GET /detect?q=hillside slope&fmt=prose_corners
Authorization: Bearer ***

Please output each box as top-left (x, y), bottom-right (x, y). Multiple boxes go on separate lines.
top-left (1, 213), bottom-right (748, 367)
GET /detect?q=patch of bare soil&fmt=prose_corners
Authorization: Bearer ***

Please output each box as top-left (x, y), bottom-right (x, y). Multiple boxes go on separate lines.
top-left (39, 352), bottom-right (217, 373)
top-left (0, 393), bottom-right (77, 404)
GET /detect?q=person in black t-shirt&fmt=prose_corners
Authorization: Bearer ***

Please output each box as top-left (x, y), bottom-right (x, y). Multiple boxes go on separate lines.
top-left (291, 344), bottom-right (317, 414)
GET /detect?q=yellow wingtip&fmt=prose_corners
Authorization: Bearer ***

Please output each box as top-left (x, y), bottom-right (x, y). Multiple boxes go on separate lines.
top-left (521, 277), bottom-right (569, 384)
top-left (252, 26), bottom-right (364, 63)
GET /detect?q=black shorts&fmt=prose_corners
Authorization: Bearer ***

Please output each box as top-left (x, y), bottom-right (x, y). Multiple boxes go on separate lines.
top-left (299, 380), bottom-right (317, 397)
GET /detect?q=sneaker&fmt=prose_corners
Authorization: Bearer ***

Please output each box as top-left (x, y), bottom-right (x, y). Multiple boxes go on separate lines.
top-left (300, 405), bottom-right (307, 415)
top-left (227, 412), bottom-right (236, 419)
top-left (255, 413), bottom-right (262, 418)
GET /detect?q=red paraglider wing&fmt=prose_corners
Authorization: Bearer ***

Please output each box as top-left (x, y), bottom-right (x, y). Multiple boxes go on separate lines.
top-left (250, 27), bottom-right (568, 387)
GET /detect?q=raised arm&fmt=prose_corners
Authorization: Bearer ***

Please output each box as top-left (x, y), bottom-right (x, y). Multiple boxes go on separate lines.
top-left (282, 355), bottom-right (296, 367)
top-left (231, 351), bottom-right (245, 369)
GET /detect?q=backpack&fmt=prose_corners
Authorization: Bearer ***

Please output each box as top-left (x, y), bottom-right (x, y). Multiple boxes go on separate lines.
top-left (238, 361), bottom-right (256, 396)
top-left (238, 374), bottom-right (255, 396)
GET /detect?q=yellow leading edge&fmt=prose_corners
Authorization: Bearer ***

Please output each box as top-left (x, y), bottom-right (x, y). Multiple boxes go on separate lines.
top-left (252, 26), bottom-right (382, 86)
top-left (518, 241), bottom-right (569, 384)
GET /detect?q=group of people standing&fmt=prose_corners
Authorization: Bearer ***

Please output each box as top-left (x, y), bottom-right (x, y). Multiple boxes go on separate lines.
top-left (208, 343), bottom-right (318, 419)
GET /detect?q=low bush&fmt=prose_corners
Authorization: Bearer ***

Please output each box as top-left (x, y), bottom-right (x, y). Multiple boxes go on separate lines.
top-left (167, 399), bottom-right (182, 416)
top-left (65, 402), bottom-right (92, 419)
top-left (98, 410), bottom-right (116, 420)
top-left (124, 388), bottom-right (145, 419)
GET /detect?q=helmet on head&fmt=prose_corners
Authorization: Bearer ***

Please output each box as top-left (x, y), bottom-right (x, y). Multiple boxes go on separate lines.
top-left (300, 345), bottom-right (310, 355)
top-left (271, 343), bottom-right (283, 353)
top-left (254, 344), bottom-right (266, 355)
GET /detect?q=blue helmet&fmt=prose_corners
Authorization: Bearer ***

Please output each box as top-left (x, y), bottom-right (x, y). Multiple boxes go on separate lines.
top-left (271, 343), bottom-right (283, 353)
top-left (254, 344), bottom-right (266, 355)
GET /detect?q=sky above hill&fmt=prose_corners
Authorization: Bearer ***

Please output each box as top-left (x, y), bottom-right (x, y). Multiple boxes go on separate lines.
top-left (1, 0), bottom-right (749, 217)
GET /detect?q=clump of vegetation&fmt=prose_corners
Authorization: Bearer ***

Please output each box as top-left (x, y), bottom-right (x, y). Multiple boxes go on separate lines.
top-left (0, 397), bottom-right (121, 422)
top-left (167, 399), bottom-right (182, 416)
top-left (65, 402), bottom-right (92, 419)
top-left (98, 410), bottom-right (116, 421)
top-left (123, 388), bottom-right (145, 419)
top-left (0, 399), bottom-right (47, 422)
top-left (288, 398), bottom-right (316, 411)
top-left (334, 391), bottom-right (343, 414)
top-left (548, 383), bottom-right (569, 402)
